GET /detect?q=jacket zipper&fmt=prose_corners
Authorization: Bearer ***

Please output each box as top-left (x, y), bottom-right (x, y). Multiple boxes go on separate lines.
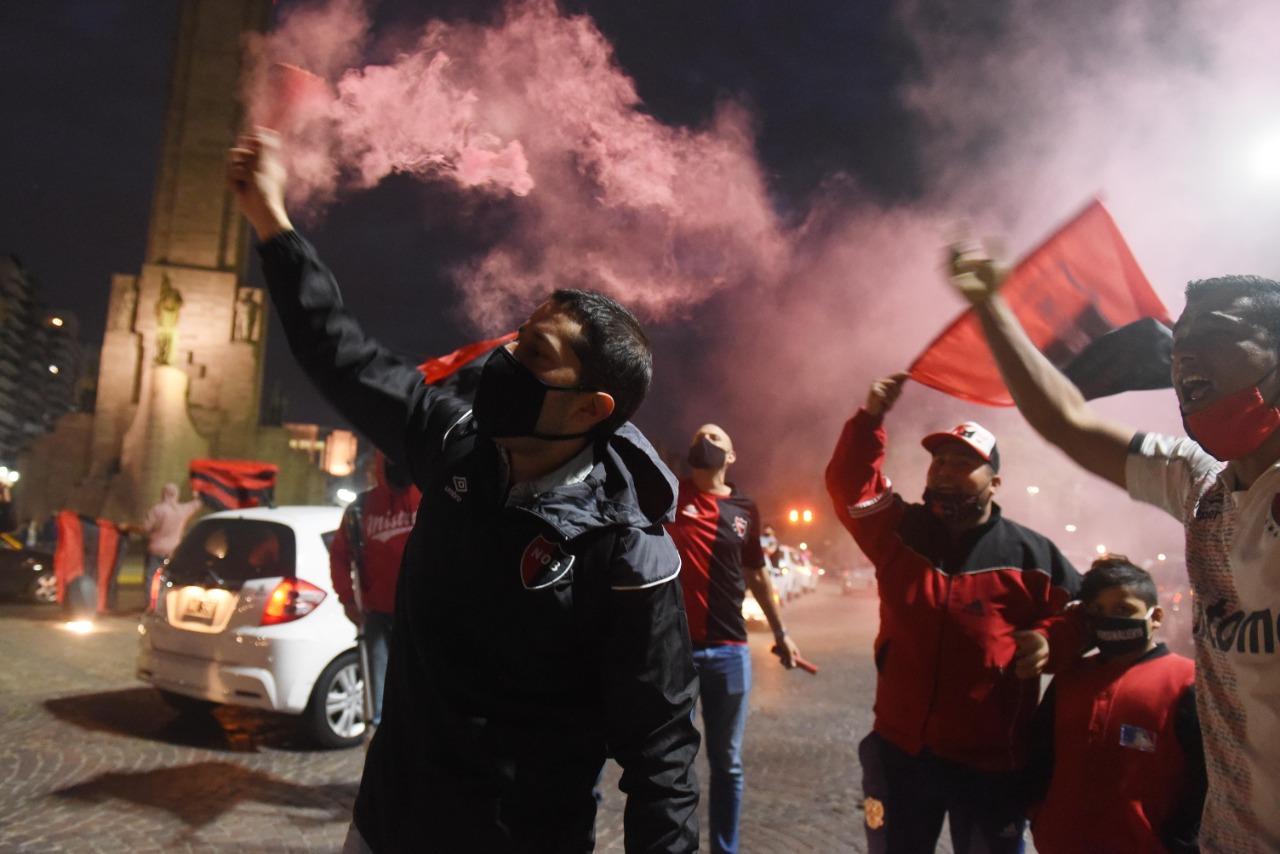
top-left (921, 568), bottom-right (953, 747)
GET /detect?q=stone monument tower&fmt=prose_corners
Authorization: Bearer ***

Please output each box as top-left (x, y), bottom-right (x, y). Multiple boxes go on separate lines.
top-left (91, 0), bottom-right (273, 522)
top-left (19, 0), bottom-right (331, 523)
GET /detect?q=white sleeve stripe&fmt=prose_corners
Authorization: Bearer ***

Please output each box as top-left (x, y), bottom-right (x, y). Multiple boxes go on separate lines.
top-left (845, 484), bottom-right (894, 519)
top-left (611, 556), bottom-right (681, 591)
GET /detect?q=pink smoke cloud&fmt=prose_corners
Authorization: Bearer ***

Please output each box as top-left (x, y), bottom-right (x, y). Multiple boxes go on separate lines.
top-left (246, 0), bottom-right (787, 324)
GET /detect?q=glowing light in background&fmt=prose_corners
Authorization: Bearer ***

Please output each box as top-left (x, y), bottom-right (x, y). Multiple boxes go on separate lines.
top-left (1026, 485), bottom-right (1040, 495)
top-left (1249, 127), bottom-right (1280, 183)
top-left (62, 620), bottom-right (95, 635)
top-left (1064, 524), bottom-right (1077, 533)
top-left (1157, 553), bottom-right (1167, 561)
top-left (1096, 544), bottom-right (1107, 555)
top-left (788, 508), bottom-right (800, 524)
top-left (335, 488), bottom-right (357, 506)
top-left (49, 317), bottom-right (64, 327)
top-left (801, 509), bottom-right (814, 524)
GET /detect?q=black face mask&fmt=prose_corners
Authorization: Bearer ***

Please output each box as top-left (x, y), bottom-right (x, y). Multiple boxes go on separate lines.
top-left (688, 436), bottom-right (728, 470)
top-left (1091, 608), bottom-right (1154, 657)
top-left (472, 346), bottom-right (596, 440)
top-left (921, 487), bottom-right (986, 525)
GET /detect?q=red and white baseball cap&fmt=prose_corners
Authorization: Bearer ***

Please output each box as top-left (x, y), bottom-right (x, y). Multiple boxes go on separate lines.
top-left (921, 421), bottom-right (1000, 471)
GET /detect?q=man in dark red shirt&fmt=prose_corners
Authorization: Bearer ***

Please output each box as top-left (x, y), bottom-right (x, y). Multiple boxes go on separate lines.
top-left (666, 423), bottom-right (801, 854)
top-left (826, 374), bottom-right (1082, 854)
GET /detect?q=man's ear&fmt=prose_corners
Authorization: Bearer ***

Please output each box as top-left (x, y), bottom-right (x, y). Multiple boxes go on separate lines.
top-left (1151, 605), bottom-right (1165, 630)
top-left (988, 472), bottom-right (1002, 493)
top-left (726, 449), bottom-right (737, 466)
top-left (584, 391), bottom-right (615, 427)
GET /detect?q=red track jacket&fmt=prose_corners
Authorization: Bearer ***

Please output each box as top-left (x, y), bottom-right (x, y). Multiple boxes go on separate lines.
top-left (329, 457), bottom-right (421, 615)
top-left (826, 409), bottom-right (1082, 772)
top-left (1027, 645), bottom-right (1204, 854)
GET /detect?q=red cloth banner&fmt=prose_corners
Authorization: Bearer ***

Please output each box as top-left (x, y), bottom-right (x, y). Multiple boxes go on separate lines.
top-left (417, 331), bottom-right (518, 385)
top-left (52, 510), bottom-right (126, 612)
top-left (909, 200), bottom-right (1172, 406)
top-left (190, 460), bottom-right (279, 511)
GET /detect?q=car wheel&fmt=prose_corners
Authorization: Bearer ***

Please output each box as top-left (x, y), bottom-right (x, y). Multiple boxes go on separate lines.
top-left (303, 650), bottom-right (367, 749)
top-left (158, 689), bottom-right (217, 715)
top-left (29, 570), bottom-right (57, 604)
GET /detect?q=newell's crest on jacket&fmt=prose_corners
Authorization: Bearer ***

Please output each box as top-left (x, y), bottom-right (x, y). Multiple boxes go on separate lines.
top-left (520, 535), bottom-right (575, 589)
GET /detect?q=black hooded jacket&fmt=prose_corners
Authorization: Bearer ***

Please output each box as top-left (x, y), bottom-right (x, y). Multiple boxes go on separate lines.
top-left (258, 232), bottom-right (700, 853)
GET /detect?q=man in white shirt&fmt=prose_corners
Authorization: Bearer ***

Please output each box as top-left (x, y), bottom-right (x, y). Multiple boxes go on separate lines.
top-left (947, 251), bottom-right (1280, 853)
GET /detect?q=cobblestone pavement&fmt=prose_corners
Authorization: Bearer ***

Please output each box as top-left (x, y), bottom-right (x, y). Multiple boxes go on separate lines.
top-left (0, 582), bottom-right (999, 852)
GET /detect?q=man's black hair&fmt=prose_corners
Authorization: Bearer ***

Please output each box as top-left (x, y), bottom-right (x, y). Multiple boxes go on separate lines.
top-left (1185, 276), bottom-right (1280, 343)
top-left (1080, 554), bottom-right (1158, 608)
top-left (551, 288), bottom-right (652, 435)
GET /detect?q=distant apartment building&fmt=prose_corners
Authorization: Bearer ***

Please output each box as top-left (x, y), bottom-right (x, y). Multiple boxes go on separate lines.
top-left (0, 255), bottom-right (85, 467)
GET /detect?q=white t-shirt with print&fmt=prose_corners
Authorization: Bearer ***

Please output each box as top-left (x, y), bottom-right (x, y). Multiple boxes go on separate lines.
top-left (1127, 433), bottom-right (1280, 853)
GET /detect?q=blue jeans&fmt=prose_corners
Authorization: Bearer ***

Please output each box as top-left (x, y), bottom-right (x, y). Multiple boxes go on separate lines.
top-left (859, 731), bottom-right (1026, 854)
top-left (362, 611), bottom-right (394, 726)
top-left (692, 644), bottom-right (752, 854)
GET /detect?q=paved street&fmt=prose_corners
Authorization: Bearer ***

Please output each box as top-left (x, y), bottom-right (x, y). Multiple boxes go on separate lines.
top-left (0, 582), bottom-right (934, 852)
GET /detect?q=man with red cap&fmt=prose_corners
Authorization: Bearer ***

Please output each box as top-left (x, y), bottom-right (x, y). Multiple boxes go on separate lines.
top-left (826, 373), bottom-right (1081, 854)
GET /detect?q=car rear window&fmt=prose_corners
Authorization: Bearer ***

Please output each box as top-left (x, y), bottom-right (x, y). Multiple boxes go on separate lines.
top-left (166, 519), bottom-right (296, 590)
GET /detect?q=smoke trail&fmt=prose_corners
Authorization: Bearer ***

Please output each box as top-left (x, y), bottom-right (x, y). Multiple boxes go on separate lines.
top-left (247, 0), bottom-right (787, 325)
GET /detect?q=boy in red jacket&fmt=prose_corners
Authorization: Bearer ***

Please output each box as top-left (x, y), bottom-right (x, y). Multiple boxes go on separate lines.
top-left (330, 453), bottom-right (421, 726)
top-left (1025, 556), bottom-right (1205, 853)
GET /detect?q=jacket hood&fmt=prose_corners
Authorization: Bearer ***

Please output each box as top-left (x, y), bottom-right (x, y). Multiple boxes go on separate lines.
top-left (520, 422), bottom-right (678, 540)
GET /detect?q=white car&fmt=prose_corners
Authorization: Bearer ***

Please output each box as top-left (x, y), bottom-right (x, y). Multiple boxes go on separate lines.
top-left (136, 506), bottom-right (366, 748)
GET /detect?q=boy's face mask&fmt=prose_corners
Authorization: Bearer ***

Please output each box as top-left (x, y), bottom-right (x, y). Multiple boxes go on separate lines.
top-left (1090, 606), bottom-right (1155, 657)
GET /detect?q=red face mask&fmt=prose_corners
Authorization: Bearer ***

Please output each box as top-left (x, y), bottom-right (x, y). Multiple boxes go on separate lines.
top-left (1183, 382), bottom-right (1280, 461)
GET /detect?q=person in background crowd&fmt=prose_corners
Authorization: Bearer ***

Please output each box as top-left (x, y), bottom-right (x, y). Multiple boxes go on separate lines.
top-left (329, 454), bottom-right (421, 726)
top-left (1024, 556), bottom-right (1204, 854)
top-left (142, 483), bottom-right (202, 592)
top-left (665, 423), bottom-right (801, 854)
top-left (949, 244), bottom-right (1280, 852)
top-left (826, 373), bottom-right (1082, 854)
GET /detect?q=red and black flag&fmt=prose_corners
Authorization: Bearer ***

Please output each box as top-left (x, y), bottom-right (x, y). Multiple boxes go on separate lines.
top-left (189, 459), bottom-right (279, 511)
top-left (910, 200), bottom-right (1174, 406)
top-left (52, 510), bottom-right (128, 613)
top-left (417, 331), bottom-right (517, 399)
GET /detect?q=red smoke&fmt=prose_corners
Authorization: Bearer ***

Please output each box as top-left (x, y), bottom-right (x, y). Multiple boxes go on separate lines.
top-left (247, 2), bottom-right (1280, 644)
top-left (245, 0), bottom-right (787, 325)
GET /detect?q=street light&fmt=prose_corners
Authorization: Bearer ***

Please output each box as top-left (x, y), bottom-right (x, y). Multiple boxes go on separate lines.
top-left (788, 508), bottom-right (800, 524)
top-left (801, 509), bottom-right (813, 524)
top-left (50, 316), bottom-right (64, 328)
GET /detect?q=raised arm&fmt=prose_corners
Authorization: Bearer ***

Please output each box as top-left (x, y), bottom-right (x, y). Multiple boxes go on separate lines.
top-left (227, 131), bottom-right (466, 474)
top-left (950, 249), bottom-right (1136, 488)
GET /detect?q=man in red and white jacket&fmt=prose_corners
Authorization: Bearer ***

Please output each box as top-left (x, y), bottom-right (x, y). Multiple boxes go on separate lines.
top-left (330, 453), bottom-right (421, 726)
top-left (826, 373), bottom-right (1082, 854)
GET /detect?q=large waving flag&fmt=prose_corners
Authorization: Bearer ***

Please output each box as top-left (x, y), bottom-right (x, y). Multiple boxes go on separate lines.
top-left (190, 460), bottom-right (279, 511)
top-left (909, 200), bottom-right (1173, 406)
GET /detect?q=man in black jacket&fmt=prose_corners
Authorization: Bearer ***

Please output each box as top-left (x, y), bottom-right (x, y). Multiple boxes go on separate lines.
top-left (228, 130), bottom-right (700, 853)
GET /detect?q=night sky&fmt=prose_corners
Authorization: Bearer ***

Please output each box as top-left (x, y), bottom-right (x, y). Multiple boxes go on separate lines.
top-left (0, 0), bottom-right (926, 443)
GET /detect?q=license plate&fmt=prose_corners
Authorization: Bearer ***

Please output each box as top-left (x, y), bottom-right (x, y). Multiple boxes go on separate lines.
top-left (183, 596), bottom-right (217, 624)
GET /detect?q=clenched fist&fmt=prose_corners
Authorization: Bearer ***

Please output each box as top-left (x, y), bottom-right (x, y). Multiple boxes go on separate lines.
top-left (226, 129), bottom-right (292, 241)
top-left (865, 372), bottom-right (909, 417)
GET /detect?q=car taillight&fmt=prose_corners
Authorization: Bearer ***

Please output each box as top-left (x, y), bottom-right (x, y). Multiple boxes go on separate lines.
top-left (148, 569), bottom-right (166, 613)
top-left (261, 578), bottom-right (327, 626)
